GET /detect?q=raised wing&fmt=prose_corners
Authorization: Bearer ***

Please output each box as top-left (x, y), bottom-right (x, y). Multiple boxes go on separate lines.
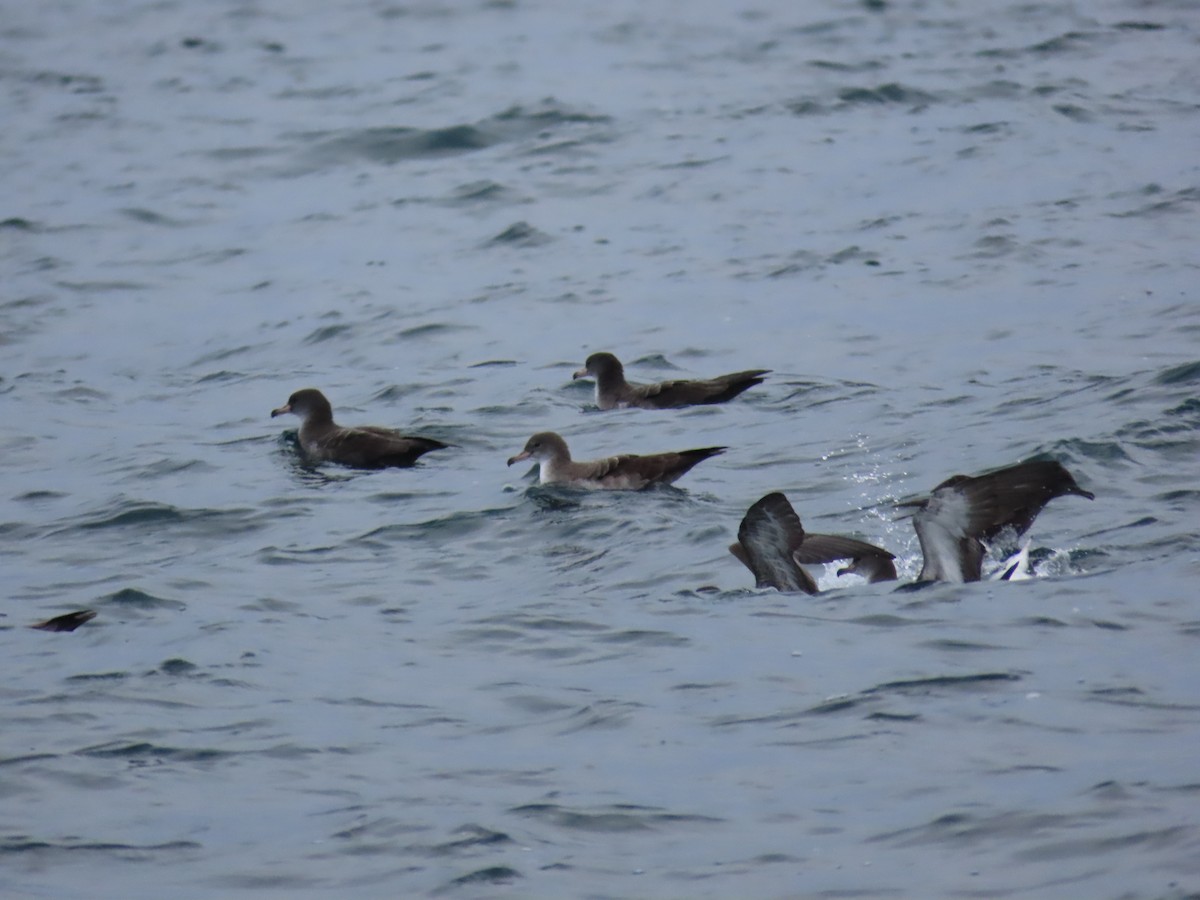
top-left (912, 460), bottom-right (1093, 582)
top-left (913, 483), bottom-right (986, 582)
top-left (954, 460), bottom-right (1094, 542)
top-left (732, 492), bottom-right (819, 594)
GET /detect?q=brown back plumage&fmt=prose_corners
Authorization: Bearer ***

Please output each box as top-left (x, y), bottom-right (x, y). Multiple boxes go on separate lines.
top-left (730, 492), bottom-right (895, 594)
top-left (272, 388), bottom-right (449, 468)
top-left (575, 352), bottom-right (769, 410)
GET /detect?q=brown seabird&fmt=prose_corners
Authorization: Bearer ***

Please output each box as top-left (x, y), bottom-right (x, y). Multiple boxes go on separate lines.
top-left (729, 492), bottom-right (895, 594)
top-left (732, 460), bottom-right (1093, 593)
top-left (507, 431), bottom-right (725, 490)
top-left (904, 459), bottom-right (1094, 583)
top-left (271, 388), bottom-right (449, 468)
top-left (572, 352), bottom-right (769, 410)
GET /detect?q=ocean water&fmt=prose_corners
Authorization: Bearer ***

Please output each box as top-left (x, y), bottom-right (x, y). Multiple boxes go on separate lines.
top-left (2, 0), bottom-right (1199, 897)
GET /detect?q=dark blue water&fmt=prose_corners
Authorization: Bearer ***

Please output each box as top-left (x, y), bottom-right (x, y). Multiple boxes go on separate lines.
top-left (3, 1), bottom-right (1199, 897)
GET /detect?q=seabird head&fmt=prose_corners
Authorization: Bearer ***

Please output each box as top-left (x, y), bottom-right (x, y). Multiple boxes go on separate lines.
top-left (272, 387), bottom-right (333, 423)
top-left (573, 352), bottom-right (624, 383)
top-left (507, 431), bottom-right (570, 467)
top-left (836, 553), bottom-right (899, 583)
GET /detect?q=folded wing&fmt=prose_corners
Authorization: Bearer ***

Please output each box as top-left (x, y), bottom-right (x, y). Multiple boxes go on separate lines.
top-left (633, 370), bottom-right (770, 409)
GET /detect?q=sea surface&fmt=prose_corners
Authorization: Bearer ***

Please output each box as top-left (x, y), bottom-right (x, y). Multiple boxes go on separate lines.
top-left (2, 0), bottom-right (1199, 897)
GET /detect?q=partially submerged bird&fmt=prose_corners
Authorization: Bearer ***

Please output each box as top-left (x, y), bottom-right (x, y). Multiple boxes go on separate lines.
top-left (271, 388), bottom-right (449, 468)
top-left (732, 460), bottom-right (1093, 593)
top-left (573, 351), bottom-right (769, 410)
top-left (507, 431), bottom-right (725, 490)
top-left (904, 459), bottom-right (1094, 583)
top-left (730, 492), bottom-right (895, 594)
top-left (31, 609), bottom-right (97, 633)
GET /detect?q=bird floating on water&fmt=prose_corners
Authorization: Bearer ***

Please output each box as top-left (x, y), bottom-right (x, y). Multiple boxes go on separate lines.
top-left (271, 388), bottom-right (449, 468)
top-left (507, 431), bottom-right (725, 490)
top-left (573, 351), bottom-right (769, 410)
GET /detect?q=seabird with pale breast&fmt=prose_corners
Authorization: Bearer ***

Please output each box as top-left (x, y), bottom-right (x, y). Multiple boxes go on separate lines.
top-left (729, 492), bottom-right (895, 594)
top-left (507, 431), bottom-right (725, 490)
top-left (271, 388), bottom-right (449, 468)
top-left (573, 352), bottom-right (770, 410)
top-left (733, 459), bottom-right (1093, 593)
top-left (903, 459), bottom-right (1094, 583)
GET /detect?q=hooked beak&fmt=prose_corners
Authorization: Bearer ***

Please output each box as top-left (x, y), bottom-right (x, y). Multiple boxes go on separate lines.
top-left (572, 367), bottom-right (589, 380)
top-left (507, 450), bottom-right (531, 467)
top-left (270, 404), bottom-right (291, 418)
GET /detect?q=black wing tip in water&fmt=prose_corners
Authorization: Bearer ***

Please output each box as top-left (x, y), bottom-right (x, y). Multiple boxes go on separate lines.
top-left (893, 579), bottom-right (941, 594)
top-left (31, 609), bottom-right (98, 633)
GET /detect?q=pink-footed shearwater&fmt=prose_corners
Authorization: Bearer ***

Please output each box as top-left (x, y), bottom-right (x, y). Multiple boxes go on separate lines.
top-left (271, 388), bottom-right (449, 468)
top-left (729, 492), bottom-right (895, 594)
top-left (903, 459), bottom-right (1094, 583)
top-left (507, 431), bottom-right (725, 490)
top-left (573, 352), bottom-right (769, 410)
top-left (733, 460), bottom-right (1093, 592)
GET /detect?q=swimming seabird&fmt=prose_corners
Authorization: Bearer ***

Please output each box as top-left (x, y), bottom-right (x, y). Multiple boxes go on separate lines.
top-left (903, 459), bottom-right (1094, 583)
top-left (31, 610), bottom-right (97, 632)
top-left (573, 352), bottom-right (770, 410)
top-left (507, 431), bottom-right (726, 490)
top-left (729, 492), bottom-right (895, 594)
top-left (733, 460), bottom-right (1093, 592)
top-left (271, 388), bottom-right (449, 468)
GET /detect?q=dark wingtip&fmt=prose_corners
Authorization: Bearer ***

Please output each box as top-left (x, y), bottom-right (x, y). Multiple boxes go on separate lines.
top-left (31, 610), bottom-right (98, 633)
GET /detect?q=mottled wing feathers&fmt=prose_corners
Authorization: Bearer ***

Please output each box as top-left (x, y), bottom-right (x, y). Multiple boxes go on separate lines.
top-left (733, 492), bottom-right (819, 594)
top-left (586, 447), bottom-right (726, 488)
top-left (318, 426), bottom-right (448, 468)
top-left (633, 370), bottom-right (770, 409)
top-left (733, 493), bottom-right (899, 591)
